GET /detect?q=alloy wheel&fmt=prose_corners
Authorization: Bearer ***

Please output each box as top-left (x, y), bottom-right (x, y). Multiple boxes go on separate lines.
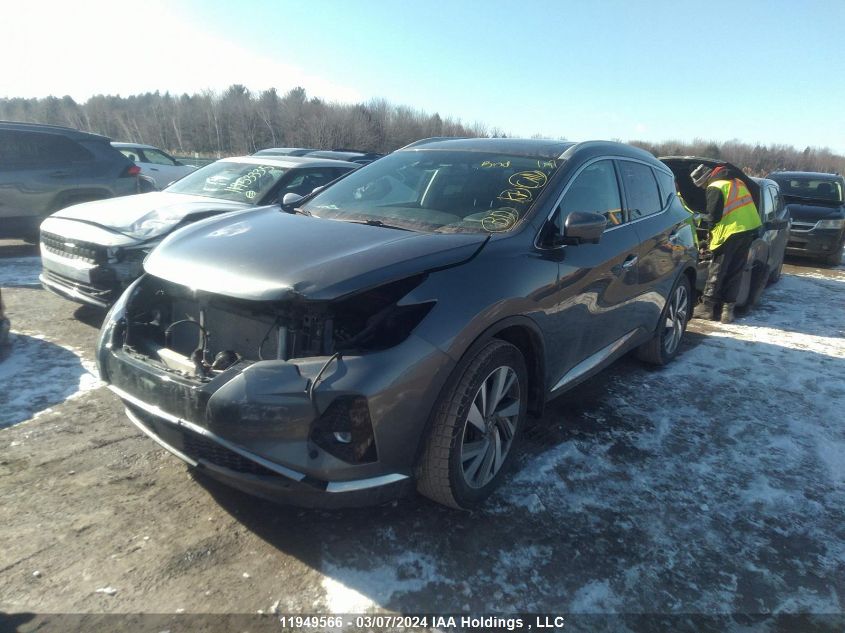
top-left (663, 284), bottom-right (689, 355)
top-left (460, 365), bottom-right (521, 489)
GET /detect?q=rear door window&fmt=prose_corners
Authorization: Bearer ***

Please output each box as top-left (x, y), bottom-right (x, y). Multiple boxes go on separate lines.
top-left (763, 186), bottom-right (777, 221)
top-left (619, 160), bottom-right (662, 220)
top-left (654, 169), bottom-right (676, 207)
top-left (0, 130), bottom-right (92, 168)
top-left (141, 149), bottom-right (178, 166)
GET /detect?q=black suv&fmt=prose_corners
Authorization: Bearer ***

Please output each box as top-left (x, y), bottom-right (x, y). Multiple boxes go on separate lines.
top-left (767, 171), bottom-right (845, 266)
top-left (97, 138), bottom-right (697, 509)
top-left (0, 121), bottom-right (140, 238)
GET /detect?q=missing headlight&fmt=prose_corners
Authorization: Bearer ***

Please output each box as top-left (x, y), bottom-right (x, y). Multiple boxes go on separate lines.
top-left (310, 396), bottom-right (377, 464)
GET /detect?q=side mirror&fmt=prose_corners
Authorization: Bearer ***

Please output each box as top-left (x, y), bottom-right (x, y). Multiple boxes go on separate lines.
top-left (281, 192), bottom-right (304, 207)
top-left (563, 211), bottom-right (607, 244)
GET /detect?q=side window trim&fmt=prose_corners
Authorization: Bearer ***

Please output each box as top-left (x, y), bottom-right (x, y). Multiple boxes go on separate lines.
top-left (653, 166), bottom-right (677, 210)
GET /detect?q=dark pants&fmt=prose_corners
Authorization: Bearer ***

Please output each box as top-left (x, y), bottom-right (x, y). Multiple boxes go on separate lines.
top-left (703, 231), bottom-right (756, 305)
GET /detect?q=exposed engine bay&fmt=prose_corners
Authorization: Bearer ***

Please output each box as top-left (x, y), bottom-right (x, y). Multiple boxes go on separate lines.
top-left (121, 274), bottom-right (433, 380)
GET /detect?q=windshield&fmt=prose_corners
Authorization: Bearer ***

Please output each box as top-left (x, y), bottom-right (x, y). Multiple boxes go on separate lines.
top-left (165, 161), bottom-right (287, 204)
top-left (301, 150), bottom-right (562, 233)
top-left (772, 177), bottom-right (843, 204)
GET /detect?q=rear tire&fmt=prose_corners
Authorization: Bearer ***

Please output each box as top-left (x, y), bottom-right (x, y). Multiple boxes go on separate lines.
top-left (416, 339), bottom-right (527, 509)
top-left (637, 275), bottom-right (691, 366)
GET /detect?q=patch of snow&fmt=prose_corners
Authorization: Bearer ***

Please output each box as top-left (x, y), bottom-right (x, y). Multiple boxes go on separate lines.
top-left (0, 256), bottom-right (41, 287)
top-left (0, 332), bottom-right (102, 429)
top-left (569, 580), bottom-right (622, 613)
top-left (95, 586), bottom-right (117, 596)
top-left (321, 551), bottom-right (439, 614)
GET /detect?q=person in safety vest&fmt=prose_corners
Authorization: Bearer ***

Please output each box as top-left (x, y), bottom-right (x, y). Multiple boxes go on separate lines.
top-left (690, 163), bottom-right (762, 323)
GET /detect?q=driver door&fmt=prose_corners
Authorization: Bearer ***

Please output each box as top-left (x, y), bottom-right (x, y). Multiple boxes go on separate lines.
top-left (542, 159), bottom-right (643, 391)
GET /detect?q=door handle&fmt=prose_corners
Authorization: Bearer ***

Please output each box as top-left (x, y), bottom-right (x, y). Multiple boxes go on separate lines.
top-left (50, 170), bottom-right (71, 178)
top-left (621, 255), bottom-right (638, 269)
top-left (150, 167), bottom-right (159, 171)
top-left (612, 254), bottom-right (638, 276)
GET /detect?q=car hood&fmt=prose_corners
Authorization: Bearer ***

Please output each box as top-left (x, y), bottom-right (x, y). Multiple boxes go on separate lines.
top-left (144, 206), bottom-right (489, 301)
top-left (50, 192), bottom-right (251, 242)
top-left (785, 201), bottom-right (845, 222)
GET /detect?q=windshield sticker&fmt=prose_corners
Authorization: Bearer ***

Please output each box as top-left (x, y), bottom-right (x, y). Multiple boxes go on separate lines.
top-left (480, 160), bottom-right (512, 169)
top-left (538, 159), bottom-right (557, 170)
top-left (482, 208), bottom-right (519, 232)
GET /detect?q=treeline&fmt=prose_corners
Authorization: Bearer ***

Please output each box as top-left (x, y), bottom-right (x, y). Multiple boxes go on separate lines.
top-left (1, 86), bottom-right (843, 175)
top-left (629, 139), bottom-right (845, 177)
top-left (0, 85), bottom-right (486, 156)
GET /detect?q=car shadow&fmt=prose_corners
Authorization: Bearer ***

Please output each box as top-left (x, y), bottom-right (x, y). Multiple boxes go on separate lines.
top-left (73, 304), bottom-right (107, 330)
top-left (192, 328), bottom-right (845, 614)
top-left (0, 332), bottom-right (100, 428)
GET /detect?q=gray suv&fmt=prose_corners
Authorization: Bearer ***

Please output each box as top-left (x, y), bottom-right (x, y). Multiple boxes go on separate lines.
top-left (0, 121), bottom-right (140, 238)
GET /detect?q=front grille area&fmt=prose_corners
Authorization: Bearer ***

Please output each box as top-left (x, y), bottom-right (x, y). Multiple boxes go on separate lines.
top-left (41, 231), bottom-right (107, 264)
top-left (181, 432), bottom-right (282, 478)
top-left (127, 402), bottom-right (283, 477)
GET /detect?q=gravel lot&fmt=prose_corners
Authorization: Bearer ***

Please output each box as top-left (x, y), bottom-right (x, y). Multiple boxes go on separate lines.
top-left (1, 239), bottom-right (843, 628)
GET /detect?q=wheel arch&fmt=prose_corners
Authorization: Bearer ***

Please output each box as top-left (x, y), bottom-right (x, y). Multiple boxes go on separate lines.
top-left (411, 314), bottom-right (547, 471)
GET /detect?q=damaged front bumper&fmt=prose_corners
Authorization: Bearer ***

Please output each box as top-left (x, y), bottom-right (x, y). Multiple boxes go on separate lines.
top-left (97, 291), bottom-right (454, 507)
top-left (40, 232), bottom-right (147, 308)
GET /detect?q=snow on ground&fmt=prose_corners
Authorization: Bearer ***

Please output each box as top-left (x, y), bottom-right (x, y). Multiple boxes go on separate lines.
top-left (0, 331), bottom-right (102, 429)
top-left (0, 256), bottom-right (41, 287)
top-left (492, 270), bottom-right (845, 613)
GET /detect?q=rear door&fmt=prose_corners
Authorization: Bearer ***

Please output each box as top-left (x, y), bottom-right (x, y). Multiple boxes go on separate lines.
top-left (541, 158), bottom-right (644, 389)
top-left (139, 148), bottom-right (190, 188)
top-left (625, 162), bottom-right (696, 326)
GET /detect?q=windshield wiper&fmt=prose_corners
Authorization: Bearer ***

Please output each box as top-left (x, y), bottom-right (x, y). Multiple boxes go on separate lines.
top-left (343, 219), bottom-right (414, 231)
top-left (280, 206), bottom-right (312, 217)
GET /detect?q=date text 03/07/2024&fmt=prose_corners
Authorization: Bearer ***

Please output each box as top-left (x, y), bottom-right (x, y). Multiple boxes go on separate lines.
top-left (277, 615), bottom-right (567, 630)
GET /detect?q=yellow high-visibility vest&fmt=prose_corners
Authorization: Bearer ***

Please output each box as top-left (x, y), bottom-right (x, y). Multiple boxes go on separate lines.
top-left (708, 178), bottom-right (762, 250)
top-left (677, 193), bottom-right (699, 246)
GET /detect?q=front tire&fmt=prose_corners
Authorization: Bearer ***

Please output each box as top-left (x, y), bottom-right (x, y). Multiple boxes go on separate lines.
top-left (637, 274), bottom-right (691, 366)
top-left (767, 257), bottom-right (784, 285)
top-left (822, 240), bottom-right (844, 267)
top-left (416, 339), bottom-right (527, 509)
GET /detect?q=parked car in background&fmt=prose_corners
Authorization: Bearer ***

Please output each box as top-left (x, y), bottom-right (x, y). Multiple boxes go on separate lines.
top-left (662, 157), bottom-right (789, 310)
top-left (0, 121), bottom-right (140, 239)
top-left (0, 288), bottom-right (9, 353)
top-left (253, 147), bottom-right (316, 157)
top-left (112, 142), bottom-right (197, 190)
top-left (304, 149), bottom-right (384, 165)
top-left (96, 138), bottom-right (697, 510)
top-left (766, 171), bottom-right (845, 266)
top-left (40, 156), bottom-right (359, 308)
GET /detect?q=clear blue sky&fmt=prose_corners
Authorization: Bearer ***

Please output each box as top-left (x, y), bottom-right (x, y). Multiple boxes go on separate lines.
top-left (3, 0), bottom-right (843, 152)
